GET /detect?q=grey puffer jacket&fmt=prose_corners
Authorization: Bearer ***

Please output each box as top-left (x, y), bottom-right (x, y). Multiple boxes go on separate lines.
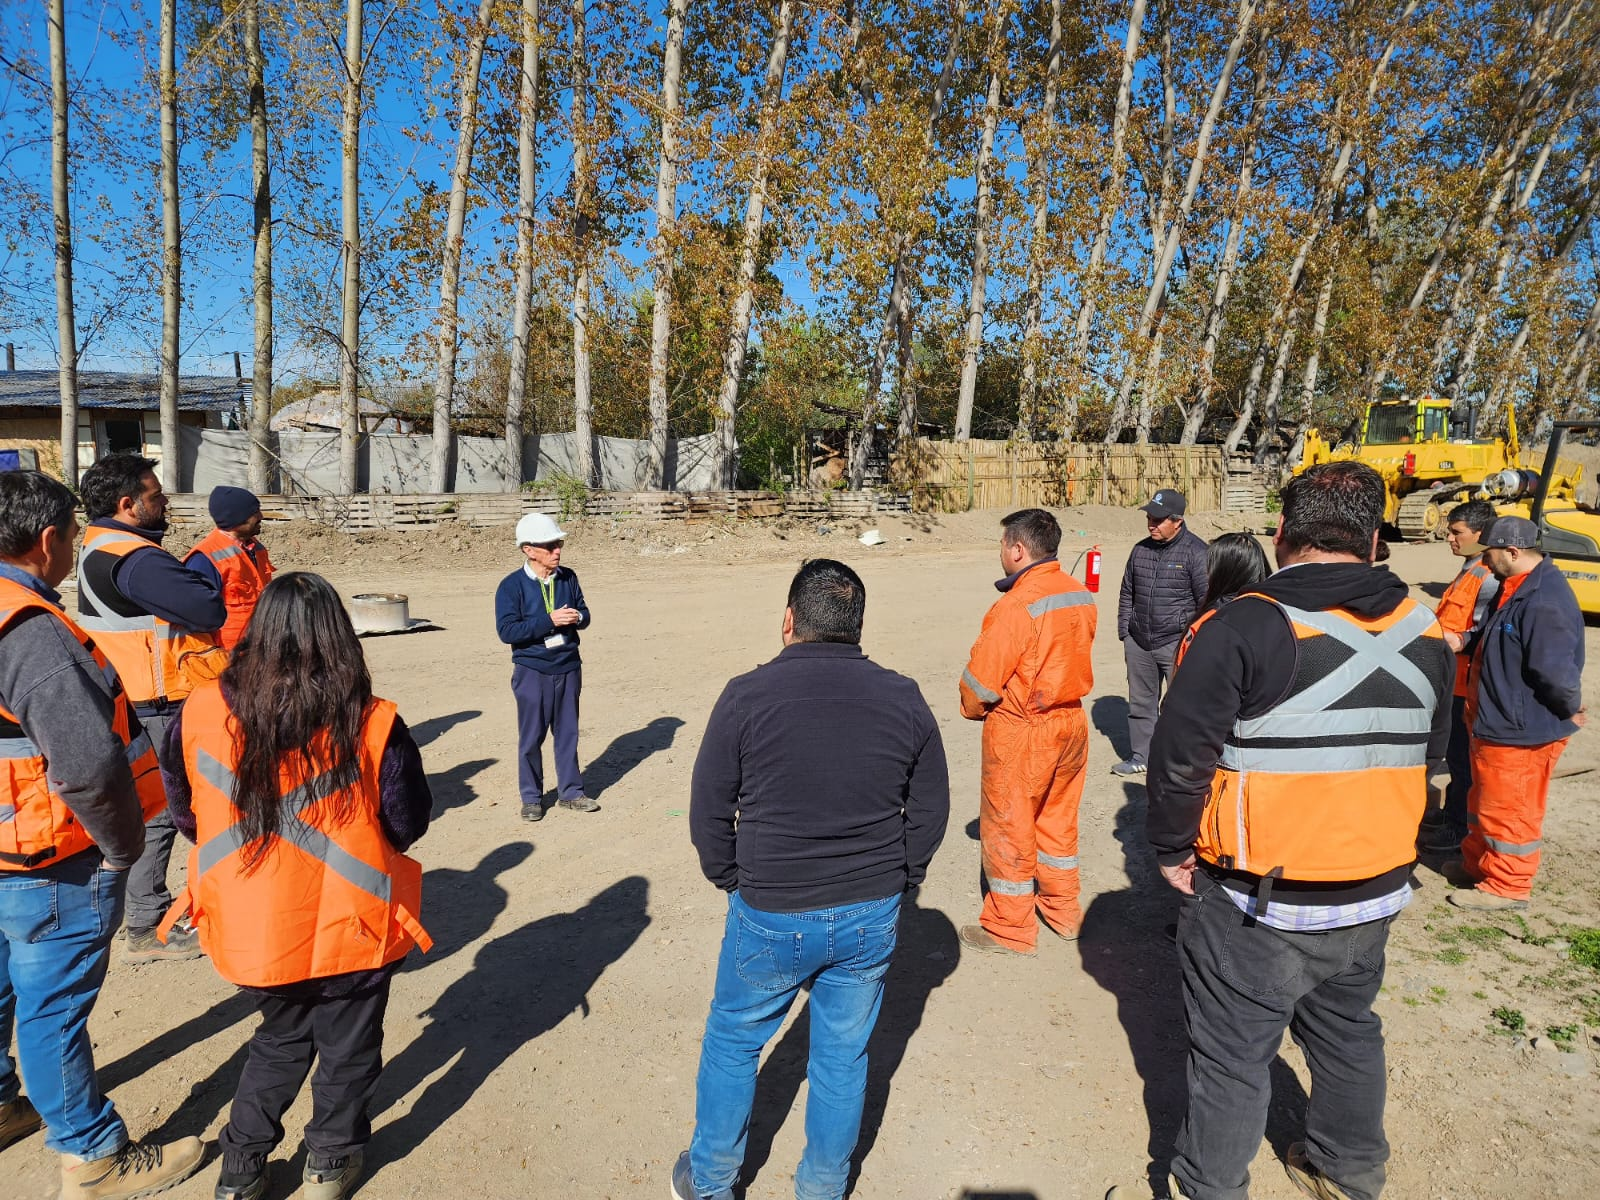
top-left (1118, 527), bottom-right (1208, 650)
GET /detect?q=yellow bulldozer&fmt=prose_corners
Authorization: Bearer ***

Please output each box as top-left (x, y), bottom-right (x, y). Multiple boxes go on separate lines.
top-left (1297, 395), bottom-right (1583, 540)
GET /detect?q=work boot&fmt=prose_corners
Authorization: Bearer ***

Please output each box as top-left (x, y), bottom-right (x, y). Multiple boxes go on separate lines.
top-left (558, 794), bottom-right (600, 813)
top-left (1111, 756), bottom-right (1147, 778)
top-left (1103, 1173), bottom-right (1193, 1199)
top-left (958, 924), bottom-right (1036, 957)
top-left (60, 1136), bottom-right (204, 1199)
top-left (1448, 887), bottom-right (1528, 912)
top-left (1439, 858), bottom-right (1479, 888)
top-left (520, 800), bottom-right (545, 822)
top-left (213, 1163), bottom-right (267, 1200)
top-left (1039, 915), bottom-right (1081, 942)
top-left (0, 1094), bottom-right (42, 1151)
top-left (303, 1150), bottom-right (364, 1200)
top-left (125, 924), bottom-right (204, 964)
top-left (1284, 1142), bottom-right (1357, 1200)
top-left (1418, 823), bottom-right (1465, 855)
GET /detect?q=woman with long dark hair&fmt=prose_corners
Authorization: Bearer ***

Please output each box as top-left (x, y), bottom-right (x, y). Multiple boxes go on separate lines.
top-left (1176, 533), bottom-right (1272, 668)
top-left (158, 572), bottom-right (433, 1200)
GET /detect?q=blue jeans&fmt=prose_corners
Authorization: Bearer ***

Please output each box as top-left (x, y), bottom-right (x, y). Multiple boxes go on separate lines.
top-left (0, 851), bottom-right (129, 1159)
top-left (689, 891), bottom-right (901, 1200)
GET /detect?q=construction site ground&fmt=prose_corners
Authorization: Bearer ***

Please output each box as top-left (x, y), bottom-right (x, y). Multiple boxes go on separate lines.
top-left (5, 505), bottom-right (1598, 1200)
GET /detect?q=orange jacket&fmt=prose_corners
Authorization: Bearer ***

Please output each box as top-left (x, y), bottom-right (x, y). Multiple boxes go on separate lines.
top-left (189, 529), bottom-right (275, 650)
top-left (960, 560), bottom-right (1096, 722)
top-left (1434, 558), bottom-right (1494, 699)
top-left (1196, 594), bottom-right (1443, 881)
top-left (0, 578), bottom-right (166, 870)
top-left (75, 528), bottom-right (226, 704)
top-left (161, 681), bottom-right (430, 987)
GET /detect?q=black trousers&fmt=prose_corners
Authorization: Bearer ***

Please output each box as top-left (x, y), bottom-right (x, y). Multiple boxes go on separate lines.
top-left (1170, 871), bottom-right (1392, 1200)
top-left (219, 978), bottom-right (392, 1172)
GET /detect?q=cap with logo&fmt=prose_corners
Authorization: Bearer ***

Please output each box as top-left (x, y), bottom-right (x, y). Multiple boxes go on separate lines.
top-left (1460, 514), bottom-right (1539, 555)
top-left (515, 511), bottom-right (567, 547)
top-left (1139, 489), bottom-right (1187, 521)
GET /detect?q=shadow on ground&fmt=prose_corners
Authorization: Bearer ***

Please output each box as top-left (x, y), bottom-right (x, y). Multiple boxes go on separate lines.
top-left (428, 757), bottom-right (497, 819)
top-left (403, 841), bottom-right (534, 970)
top-left (366, 876), bottom-right (651, 1175)
top-left (1092, 695), bottom-right (1132, 760)
top-left (409, 710), bottom-right (481, 748)
top-left (736, 891), bottom-right (960, 1199)
top-left (584, 716), bottom-right (686, 798)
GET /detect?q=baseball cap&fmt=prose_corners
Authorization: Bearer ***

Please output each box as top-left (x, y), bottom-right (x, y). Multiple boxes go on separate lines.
top-left (1140, 489), bottom-right (1187, 521)
top-left (515, 511), bottom-right (567, 546)
top-left (1460, 514), bottom-right (1539, 555)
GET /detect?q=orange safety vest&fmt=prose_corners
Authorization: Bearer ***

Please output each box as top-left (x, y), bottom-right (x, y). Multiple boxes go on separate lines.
top-left (76, 527), bottom-right (226, 705)
top-left (1195, 593), bottom-right (1444, 882)
top-left (1174, 605), bottom-right (1223, 670)
top-left (0, 577), bottom-right (166, 870)
top-left (189, 529), bottom-right (275, 651)
top-left (162, 681), bottom-right (431, 987)
top-left (1434, 559), bottom-right (1494, 699)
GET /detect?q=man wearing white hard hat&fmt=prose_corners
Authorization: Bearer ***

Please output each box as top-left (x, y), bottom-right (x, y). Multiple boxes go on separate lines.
top-left (495, 512), bottom-right (598, 821)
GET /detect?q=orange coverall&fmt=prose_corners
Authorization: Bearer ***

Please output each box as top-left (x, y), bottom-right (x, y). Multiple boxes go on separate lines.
top-left (960, 560), bottom-right (1097, 951)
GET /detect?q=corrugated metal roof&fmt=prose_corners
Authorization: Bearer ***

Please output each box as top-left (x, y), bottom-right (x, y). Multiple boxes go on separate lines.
top-left (0, 370), bottom-right (245, 412)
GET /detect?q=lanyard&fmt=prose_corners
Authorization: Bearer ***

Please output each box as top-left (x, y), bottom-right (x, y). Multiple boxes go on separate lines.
top-left (538, 572), bottom-right (558, 614)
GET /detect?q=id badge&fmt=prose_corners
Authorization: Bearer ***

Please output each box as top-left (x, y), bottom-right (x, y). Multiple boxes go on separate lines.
top-left (544, 633), bottom-right (567, 648)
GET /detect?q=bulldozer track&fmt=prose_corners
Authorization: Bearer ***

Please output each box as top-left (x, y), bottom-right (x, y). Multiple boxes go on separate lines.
top-left (1397, 492), bottom-right (1443, 541)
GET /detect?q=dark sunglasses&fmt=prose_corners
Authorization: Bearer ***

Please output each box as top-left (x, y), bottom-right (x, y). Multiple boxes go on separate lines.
top-left (527, 541), bottom-right (564, 551)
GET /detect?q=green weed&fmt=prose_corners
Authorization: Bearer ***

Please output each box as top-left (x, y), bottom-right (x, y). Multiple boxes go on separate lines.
top-left (1491, 1006), bottom-right (1526, 1033)
top-left (1569, 929), bottom-right (1600, 972)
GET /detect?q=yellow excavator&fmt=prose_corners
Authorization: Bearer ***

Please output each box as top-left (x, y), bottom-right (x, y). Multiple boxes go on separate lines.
top-left (1520, 420), bottom-right (1600, 616)
top-left (1297, 395), bottom-right (1583, 540)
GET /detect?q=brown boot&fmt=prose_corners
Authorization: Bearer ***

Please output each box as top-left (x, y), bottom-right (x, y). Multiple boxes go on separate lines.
top-left (958, 924), bottom-right (1037, 957)
top-left (0, 1094), bottom-right (42, 1151)
top-left (1285, 1141), bottom-right (1357, 1200)
top-left (61, 1137), bottom-right (205, 1199)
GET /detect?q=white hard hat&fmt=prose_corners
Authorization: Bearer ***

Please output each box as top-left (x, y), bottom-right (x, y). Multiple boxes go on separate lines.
top-left (516, 512), bottom-right (567, 546)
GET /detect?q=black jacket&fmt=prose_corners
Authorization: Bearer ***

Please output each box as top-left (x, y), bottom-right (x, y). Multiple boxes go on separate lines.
top-left (1468, 556), bottom-right (1584, 746)
top-left (690, 641), bottom-right (950, 912)
top-left (1118, 527), bottom-right (1208, 650)
top-left (1148, 561), bottom-right (1452, 909)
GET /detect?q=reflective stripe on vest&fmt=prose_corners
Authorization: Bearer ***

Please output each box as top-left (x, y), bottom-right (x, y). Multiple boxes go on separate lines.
top-left (166, 683), bottom-right (430, 986)
top-left (1197, 595), bottom-right (1443, 882)
top-left (0, 578), bottom-right (167, 870)
top-left (192, 529), bottom-right (273, 651)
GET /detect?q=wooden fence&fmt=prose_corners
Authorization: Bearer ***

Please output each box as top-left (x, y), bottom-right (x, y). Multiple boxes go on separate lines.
top-left (906, 439), bottom-right (1229, 512)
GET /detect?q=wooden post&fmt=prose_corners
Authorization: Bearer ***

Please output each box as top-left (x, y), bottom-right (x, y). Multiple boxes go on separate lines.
top-left (967, 441), bottom-right (975, 511)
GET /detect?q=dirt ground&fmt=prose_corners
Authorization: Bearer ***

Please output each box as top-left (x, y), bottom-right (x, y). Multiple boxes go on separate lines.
top-left (6, 506), bottom-right (1599, 1200)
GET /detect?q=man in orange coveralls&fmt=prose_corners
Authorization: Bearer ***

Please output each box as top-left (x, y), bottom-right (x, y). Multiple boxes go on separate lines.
top-left (958, 508), bottom-right (1097, 956)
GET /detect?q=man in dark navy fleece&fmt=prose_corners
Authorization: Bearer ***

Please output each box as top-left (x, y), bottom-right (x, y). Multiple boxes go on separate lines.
top-left (673, 559), bottom-right (949, 1200)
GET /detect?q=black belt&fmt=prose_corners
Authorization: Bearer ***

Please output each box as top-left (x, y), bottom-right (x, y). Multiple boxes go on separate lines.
top-left (0, 846), bottom-right (59, 868)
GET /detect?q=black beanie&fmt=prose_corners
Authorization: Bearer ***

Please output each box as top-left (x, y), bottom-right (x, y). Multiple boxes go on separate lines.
top-left (209, 486), bottom-right (260, 530)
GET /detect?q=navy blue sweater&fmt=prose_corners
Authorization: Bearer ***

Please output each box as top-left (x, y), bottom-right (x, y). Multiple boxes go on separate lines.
top-left (495, 565), bottom-right (590, 674)
top-left (1469, 556), bottom-right (1584, 747)
top-left (690, 641), bottom-right (950, 913)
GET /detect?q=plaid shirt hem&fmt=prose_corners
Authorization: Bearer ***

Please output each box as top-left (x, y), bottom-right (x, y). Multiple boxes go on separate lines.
top-left (1221, 881), bottom-right (1412, 932)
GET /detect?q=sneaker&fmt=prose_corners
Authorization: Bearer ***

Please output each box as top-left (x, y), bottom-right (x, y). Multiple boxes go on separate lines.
top-left (958, 924), bottom-right (1037, 957)
top-left (0, 1094), bottom-right (42, 1152)
top-left (303, 1151), bottom-right (363, 1200)
top-left (125, 924), bottom-right (204, 964)
top-left (61, 1137), bottom-right (205, 1199)
top-left (1448, 887), bottom-right (1529, 912)
top-left (558, 794), bottom-right (600, 813)
top-left (1439, 858), bottom-right (1479, 888)
top-left (1285, 1141), bottom-right (1357, 1200)
top-left (1111, 757), bottom-right (1147, 777)
top-left (214, 1164), bottom-right (267, 1200)
top-left (521, 801), bottom-right (545, 822)
top-left (670, 1150), bottom-right (710, 1200)
top-left (1104, 1173), bottom-right (1193, 1199)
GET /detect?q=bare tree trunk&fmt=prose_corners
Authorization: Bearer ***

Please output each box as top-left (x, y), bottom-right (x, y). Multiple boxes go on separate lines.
top-left (430, 0), bottom-right (497, 494)
top-left (895, 290), bottom-right (919, 447)
top-left (338, 0), bottom-right (364, 494)
top-left (1104, 0), bottom-right (1256, 444)
top-left (714, 0), bottom-right (793, 487)
top-left (1296, 266), bottom-right (1336, 427)
top-left (1556, 290), bottom-right (1600, 407)
top-left (570, 0), bottom-right (595, 487)
top-left (47, 0), bottom-right (79, 483)
top-left (159, 0), bottom-right (180, 491)
top-left (647, 0), bottom-right (690, 487)
top-left (1254, 302), bottom-right (1301, 465)
top-left (848, 0), bottom-right (967, 487)
top-left (245, 0), bottom-right (273, 494)
top-left (1017, 0), bottom-right (1061, 440)
top-left (1134, 321), bottom-right (1165, 444)
top-left (1182, 41), bottom-right (1272, 445)
top-left (505, 0), bottom-right (541, 486)
top-left (1061, 0), bottom-right (1147, 440)
top-left (954, 5), bottom-right (1007, 442)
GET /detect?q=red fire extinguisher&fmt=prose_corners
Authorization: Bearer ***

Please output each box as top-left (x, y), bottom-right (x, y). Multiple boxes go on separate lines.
top-left (1084, 545), bottom-right (1102, 593)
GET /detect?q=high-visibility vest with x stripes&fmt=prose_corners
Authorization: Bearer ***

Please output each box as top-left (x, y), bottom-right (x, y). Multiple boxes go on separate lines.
top-left (189, 529), bottom-right (274, 650)
top-left (1196, 594), bottom-right (1446, 882)
top-left (163, 681), bottom-right (431, 987)
top-left (76, 527), bottom-right (226, 705)
top-left (0, 577), bottom-right (166, 870)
